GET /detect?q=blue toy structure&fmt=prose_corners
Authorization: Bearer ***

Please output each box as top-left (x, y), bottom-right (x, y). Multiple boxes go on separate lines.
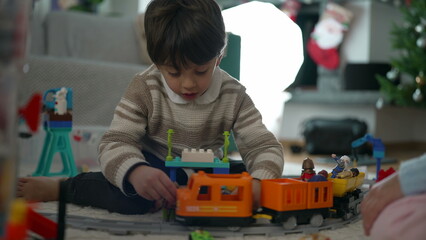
top-left (351, 133), bottom-right (385, 179)
top-left (32, 87), bottom-right (78, 177)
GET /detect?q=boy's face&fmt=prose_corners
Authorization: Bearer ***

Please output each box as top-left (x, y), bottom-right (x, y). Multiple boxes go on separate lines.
top-left (157, 57), bottom-right (221, 101)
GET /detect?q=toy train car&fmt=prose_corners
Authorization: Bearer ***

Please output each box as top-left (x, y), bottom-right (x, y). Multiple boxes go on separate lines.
top-left (175, 171), bottom-right (365, 229)
top-left (260, 178), bottom-right (333, 229)
top-left (328, 172), bottom-right (365, 219)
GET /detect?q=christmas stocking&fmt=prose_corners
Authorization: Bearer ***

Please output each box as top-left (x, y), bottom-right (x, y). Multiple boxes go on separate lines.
top-left (307, 3), bottom-right (353, 70)
top-left (281, 0), bottom-right (301, 22)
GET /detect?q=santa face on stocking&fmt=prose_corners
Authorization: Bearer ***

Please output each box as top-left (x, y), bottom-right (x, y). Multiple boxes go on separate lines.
top-left (312, 18), bottom-right (345, 50)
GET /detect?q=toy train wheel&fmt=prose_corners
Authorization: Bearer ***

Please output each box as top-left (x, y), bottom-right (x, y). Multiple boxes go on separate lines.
top-left (310, 214), bottom-right (324, 227)
top-left (343, 212), bottom-right (353, 220)
top-left (353, 203), bottom-right (361, 215)
top-left (282, 216), bottom-right (297, 230)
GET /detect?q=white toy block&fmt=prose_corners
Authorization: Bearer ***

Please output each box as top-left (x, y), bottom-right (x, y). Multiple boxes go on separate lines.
top-left (181, 148), bottom-right (214, 162)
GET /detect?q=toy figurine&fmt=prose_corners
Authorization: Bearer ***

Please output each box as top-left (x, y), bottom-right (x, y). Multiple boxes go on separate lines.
top-left (337, 168), bottom-right (360, 179)
top-left (53, 87), bottom-right (68, 115)
top-left (301, 157), bottom-right (316, 181)
top-left (330, 154), bottom-right (351, 178)
top-left (308, 170), bottom-right (328, 182)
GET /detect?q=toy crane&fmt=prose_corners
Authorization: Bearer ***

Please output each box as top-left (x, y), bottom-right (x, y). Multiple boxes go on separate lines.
top-left (351, 134), bottom-right (385, 179)
top-left (32, 87), bottom-right (78, 177)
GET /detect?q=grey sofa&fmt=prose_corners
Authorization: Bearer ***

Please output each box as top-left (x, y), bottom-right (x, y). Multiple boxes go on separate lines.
top-left (18, 10), bottom-right (153, 167)
top-left (20, 10), bottom-right (241, 127)
top-left (18, 10), bottom-right (241, 166)
top-left (20, 10), bottom-right (152, 127)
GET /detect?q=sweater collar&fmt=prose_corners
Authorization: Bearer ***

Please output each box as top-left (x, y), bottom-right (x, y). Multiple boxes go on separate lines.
top-left (160, 67), bottom-right (222, 104)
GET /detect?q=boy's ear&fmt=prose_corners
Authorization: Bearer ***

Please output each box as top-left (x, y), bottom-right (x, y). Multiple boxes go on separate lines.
top-left (216, 55), bottom-right (223, 66)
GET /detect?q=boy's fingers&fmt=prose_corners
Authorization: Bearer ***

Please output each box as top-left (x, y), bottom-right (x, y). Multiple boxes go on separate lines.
top-left (142, 190), bottom-right (158, 201)
top-left (362, 216), bottom-right (371, 235)
top-left (158, 176), bottom-right (177, 203)
top-left (361, 192), bottom-right (381, 236)
top-left (149, 199), bottom-right (163, 213)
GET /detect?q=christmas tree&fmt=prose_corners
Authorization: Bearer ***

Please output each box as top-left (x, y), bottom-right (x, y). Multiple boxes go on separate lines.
top-left (377, 0), bottom-right (426, 108)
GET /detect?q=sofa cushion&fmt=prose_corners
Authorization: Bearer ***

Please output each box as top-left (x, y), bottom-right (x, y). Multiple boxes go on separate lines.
top-left (19, 55), bottom-right (149, 126)
top-left (135, 13), bottom-right (153, 66)
top-left (29, 14), bottom-right (46, 55)
top-left (45, 11), bottom-right (143, 65)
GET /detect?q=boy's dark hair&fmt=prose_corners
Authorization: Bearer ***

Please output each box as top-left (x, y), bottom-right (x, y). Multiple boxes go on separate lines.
top-left (144, 0), bottom-right (226, 70)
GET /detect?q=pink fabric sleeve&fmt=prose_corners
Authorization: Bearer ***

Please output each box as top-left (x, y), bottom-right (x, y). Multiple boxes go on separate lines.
top-left (370, 193), bottom-right (426, 240)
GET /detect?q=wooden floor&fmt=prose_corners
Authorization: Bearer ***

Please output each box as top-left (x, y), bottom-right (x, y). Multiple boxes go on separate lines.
top-left (279, 140), bottom-right (426, 179)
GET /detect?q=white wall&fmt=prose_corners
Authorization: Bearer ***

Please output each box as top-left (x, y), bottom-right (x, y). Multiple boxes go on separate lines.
top-left (369, 2), bottom-right (402, 62)
top-left (341, 1), bottom-right (372, 63)
top-left (31, 0), bottom-right (51, 19)
top-left (341, 1), bottom-right (402, 63)
top-left (138, 0), bottom-right (150, 12)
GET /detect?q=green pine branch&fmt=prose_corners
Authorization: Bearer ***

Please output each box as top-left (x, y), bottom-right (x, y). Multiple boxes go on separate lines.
top-left (377, 1), bottom-right (426, 108)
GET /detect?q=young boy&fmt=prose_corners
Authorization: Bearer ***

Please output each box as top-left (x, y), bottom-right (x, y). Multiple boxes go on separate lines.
top-left (17, 0), bottom-right (284, 214)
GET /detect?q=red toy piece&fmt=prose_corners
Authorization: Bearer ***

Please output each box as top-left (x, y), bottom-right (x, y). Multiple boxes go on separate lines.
top-left (301, 171), bottom-right (316, 181)
top-left (376, 167), bottom-right (396, 182)
top-left (5, 199), bottom-right (28, 240)
top-left (18, 93), bottom-right (42, 133)
top-left (4, 199), bottom-right (58, 240)
top-left (27, 207), bottom-right (58, 239)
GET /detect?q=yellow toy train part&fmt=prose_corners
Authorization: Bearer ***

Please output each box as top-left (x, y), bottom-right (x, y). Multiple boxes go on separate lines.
top-left (328, 172), bottom-right (365, 197)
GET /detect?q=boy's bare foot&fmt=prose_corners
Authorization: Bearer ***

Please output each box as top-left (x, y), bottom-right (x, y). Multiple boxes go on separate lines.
top-left (16, 177), bottom-right (67, 202)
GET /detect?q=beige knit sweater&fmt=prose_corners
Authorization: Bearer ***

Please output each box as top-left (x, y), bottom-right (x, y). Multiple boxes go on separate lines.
top-left (98, 64), bottom-right (284, 194)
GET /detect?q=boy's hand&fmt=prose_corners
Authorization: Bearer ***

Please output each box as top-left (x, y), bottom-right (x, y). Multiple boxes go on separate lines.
top-left (252, 179), bottom-right (261, 210)
top-left (128, 165), bottom-right (177, 209)
top-left (360, 172), bottom-right (403, 236)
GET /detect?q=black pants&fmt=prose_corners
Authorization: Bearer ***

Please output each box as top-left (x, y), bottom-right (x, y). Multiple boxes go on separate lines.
top-left (63, 151), bottom-right (246, 214)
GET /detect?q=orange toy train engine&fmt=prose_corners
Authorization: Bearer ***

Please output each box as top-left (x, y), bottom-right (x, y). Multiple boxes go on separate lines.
top-left (175, 171), bottom-right (255, 227)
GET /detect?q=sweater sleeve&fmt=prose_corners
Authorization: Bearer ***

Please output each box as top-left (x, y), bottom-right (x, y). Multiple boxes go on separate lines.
top-left (233, 92), bottom-right (284, 180)
top-left (98, 73), bottom-right (152, 195)
top-left (399, 153), bottom-right (426, 196)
